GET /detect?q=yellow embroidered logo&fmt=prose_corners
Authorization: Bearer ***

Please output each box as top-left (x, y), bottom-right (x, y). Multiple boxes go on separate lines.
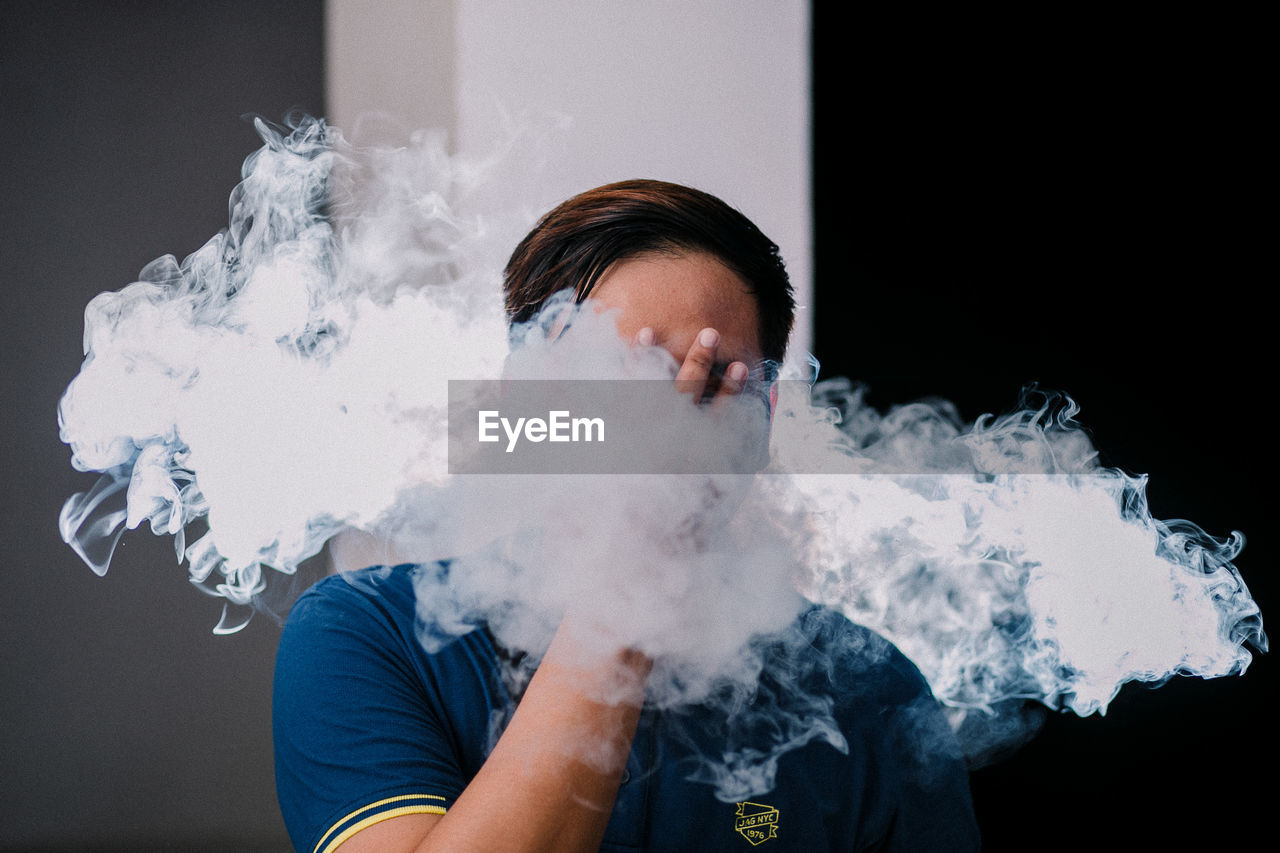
top-left (734, 801), bottom-right (780, 846)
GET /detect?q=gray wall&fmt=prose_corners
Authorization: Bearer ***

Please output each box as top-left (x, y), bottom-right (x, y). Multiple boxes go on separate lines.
top-left (2, 3), bottom-right (323, 849)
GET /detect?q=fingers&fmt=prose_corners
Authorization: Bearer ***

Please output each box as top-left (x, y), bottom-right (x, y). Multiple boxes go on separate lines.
top-left (709, 360), bottom-right (751, 414)
top-left (672, 327), bottom-right (718, 402)
top-left (719, 361), bottom-right (749, 394)
top-left (675, 327), bottom-right (719, 381)
top-left (671, 327), bottom-right (749, 407)
top-left (634, 326), bottom-right (750, 406)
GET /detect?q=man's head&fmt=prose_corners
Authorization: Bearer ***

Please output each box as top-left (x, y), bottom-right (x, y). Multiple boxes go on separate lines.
top-left (503, 179), bottom-right (794, 365)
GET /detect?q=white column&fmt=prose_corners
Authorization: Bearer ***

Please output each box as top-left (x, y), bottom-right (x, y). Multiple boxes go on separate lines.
top-left (326, 0), bottom-right (811, 357)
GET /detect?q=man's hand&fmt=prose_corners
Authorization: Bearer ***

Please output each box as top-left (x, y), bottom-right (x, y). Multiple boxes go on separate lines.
top-left (660, 326), bottom-right (751, 408)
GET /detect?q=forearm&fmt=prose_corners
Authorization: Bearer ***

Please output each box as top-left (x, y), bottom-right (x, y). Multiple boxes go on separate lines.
top-left (415, 618), bottom-right (652, 853)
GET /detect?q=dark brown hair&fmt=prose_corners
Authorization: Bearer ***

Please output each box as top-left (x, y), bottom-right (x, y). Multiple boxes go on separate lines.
top-left (503, 179), bottom-right (794, 363)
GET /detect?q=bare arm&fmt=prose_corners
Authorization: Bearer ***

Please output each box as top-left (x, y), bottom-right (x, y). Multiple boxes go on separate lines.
top-left (336, 615), bottom-right (650, 853)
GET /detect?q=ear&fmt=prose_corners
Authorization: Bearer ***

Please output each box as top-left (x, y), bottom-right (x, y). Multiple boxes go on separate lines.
top-left (769, 381), bottom-right (779, 420)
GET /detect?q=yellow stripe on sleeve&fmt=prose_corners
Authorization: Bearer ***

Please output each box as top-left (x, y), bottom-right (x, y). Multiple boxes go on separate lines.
top-left (314, 795), bottom-right (448, 853)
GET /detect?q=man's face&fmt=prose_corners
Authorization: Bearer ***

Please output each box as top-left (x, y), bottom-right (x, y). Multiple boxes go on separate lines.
top-left (589, 250), bottom-right (764, 392)
top-left (588, 250), bottom-right (770, 534)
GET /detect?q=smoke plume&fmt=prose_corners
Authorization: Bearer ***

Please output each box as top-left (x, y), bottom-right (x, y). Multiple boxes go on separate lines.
top-left (59, 117), bottom-right (1265, 791)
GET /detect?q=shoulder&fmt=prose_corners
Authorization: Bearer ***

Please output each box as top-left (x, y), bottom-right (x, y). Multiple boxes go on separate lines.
top-left (273, 564), bottom-right (505, 853)
top-left (285, 563), bottom-right (422, 627)
top-left (790, 606), bottom-right (964, 770)
top-left (276, 561), bottom-right (499, 700)
top-left (774, 604), bottom-right (935, 710)
top-left (279, 562), bottom-right (455, 657)
top-left (792, 608), bottom-right (981, 850)
top-left (274, 564), bottom-right (432, 726)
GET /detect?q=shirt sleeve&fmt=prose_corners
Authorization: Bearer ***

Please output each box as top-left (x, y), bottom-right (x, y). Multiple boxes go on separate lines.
top-left (272, 569), bottom-right (464, 853)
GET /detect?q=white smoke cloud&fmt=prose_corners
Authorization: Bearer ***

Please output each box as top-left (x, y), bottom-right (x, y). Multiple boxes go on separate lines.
top-left (768, 382), bottom-right (1263, 763)
top-left (59, 116), bottom-right (513, 627)
top-left (58, 117), bottom-right (1265, 788)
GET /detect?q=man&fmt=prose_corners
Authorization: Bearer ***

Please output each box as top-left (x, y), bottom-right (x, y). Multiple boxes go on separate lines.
top-left (273, 180), bottom-right (980, 851)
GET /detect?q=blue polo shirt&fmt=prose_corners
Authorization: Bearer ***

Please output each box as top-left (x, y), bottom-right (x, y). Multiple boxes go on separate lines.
top-left (273, 564), bottom-right (979, 852)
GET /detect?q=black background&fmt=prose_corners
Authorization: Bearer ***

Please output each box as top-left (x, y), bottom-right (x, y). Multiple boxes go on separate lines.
top-left (814, 7), bottom-right (1274, 850)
